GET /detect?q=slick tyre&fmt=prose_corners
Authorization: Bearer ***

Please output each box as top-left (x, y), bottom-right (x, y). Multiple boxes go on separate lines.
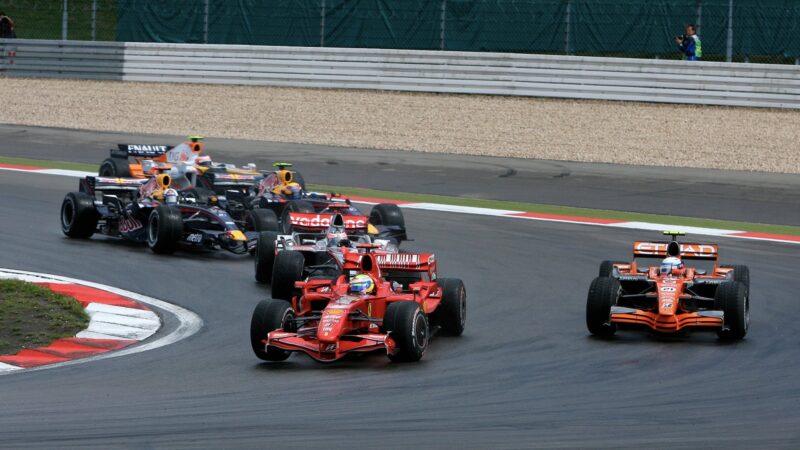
top-left (255, 231), bottom-right (279, 283)
top-left (99, 157), bottom-right (131, 177)
top-left (280, 200), bottom-right (315, 234)
top-left (721, 265), bottom-right (750, 293)
top-left (715, 281), bottom-right (749, 341)
top-left (430, 278), bottom-right (467, 336)
top-left (586, 276), bottom-right (620, 336)
top-left (369, 203), bottom-right (405, 228)
top-left (147, 205), bottom-right (183, 254)
top-left (250, 299), bottom-right (295, 361)
top-left (61, 192), bottom-right (99, 238)
top-left (248, 208), bottom-right (280, 233)
top-left (383, 301), bottom-right (429, 362)
top-left (599, 260), bottom-right (626, 277)
top-left (271, 250), bottom-right (305, 301)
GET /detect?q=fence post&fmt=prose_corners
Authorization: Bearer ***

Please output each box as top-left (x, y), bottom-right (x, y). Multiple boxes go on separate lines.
top-left (62, 0), bottom-right (69, 40)
top-left (726, 0), bottom-right (734, 62)
top-left (91, 0), bottom-right (97, 41)
top-left (203, 0), bottom-right (209, 43)
top-left (564, 0), bottom-right (572, 54)
top-left (696, 0), bottom-right (702, 30)
top-left (440, 0), bottom-right (447, 50)
top-left (320, 0), bottom-right (326, 47)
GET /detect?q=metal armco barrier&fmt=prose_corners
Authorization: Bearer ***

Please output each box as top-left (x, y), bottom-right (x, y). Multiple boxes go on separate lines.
top-left (2, 39), bottom-right (799, 109)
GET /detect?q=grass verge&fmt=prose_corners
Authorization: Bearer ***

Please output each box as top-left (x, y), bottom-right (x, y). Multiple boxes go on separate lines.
top-left (2, 155), bottom-right (800, 237)
top-left (0, 280), bottom-right (89, 355)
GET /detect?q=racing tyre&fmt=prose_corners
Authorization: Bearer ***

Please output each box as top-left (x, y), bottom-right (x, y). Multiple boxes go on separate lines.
top-left (383, 301), bottom-right (429, 362)
top-left (182, 187), bottom-right (216, 205)
top-left (250, 299), bottom-right (295, 361)
top-left (248, 208), bottom-right (280, 233)
top-left (280, 200), bottom-right (315, 233)
top-left (255, 231), bottom-right (279, 283)
top-left (721, 265), bottom-right (750, 293)
top-left (369, 203), bottom-right (405, 228)
top-left (271, 250), bottom-right (305, 301)
top-left (291, 170), bottom-right (306, 190)
top-left (586, 276), bottom-right (620, 336)
top-left (715, 281), bottom-right (749, 341)
top-left (429, 278), bottom-right (466, 336)
top-left (61, 192), bottom-right (99, 238)
top-left (99, 157), bottom-right (132, 177)
top-left (147, 204), bottom-right (183, 254)
top-left (599, 260), bottom-right (626, 277)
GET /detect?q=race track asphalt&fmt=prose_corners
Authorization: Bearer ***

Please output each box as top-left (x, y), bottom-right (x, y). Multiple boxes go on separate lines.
top-left (0, 163), bottom-right (799, 449)
top-left (3, 124), bottom-right (800, 226)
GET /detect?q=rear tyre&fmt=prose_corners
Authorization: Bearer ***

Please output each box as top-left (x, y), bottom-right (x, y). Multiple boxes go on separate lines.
top-left (271, 250), bottom-right (305, 301)
top-left (599, 260), bottom-right (625, 277)
top-left (61, 192), bottom-right (99, 238)
top-left (147, 204), bottom-right (183, 254)
top-left (255, 231), bottom-right (279, 283)
top-left (248, 208), bottom-right (280, 232)
top-left (280, 200), bottom-right (316, 234)
top-left (586, 276), bottom-right (620, 336)
top-left (369, 203), bottom-right (405, 228)
top-left (250, 299), bottom-right (295, 361)
top-left (715, 281), bottom-right (749, 341)
top-left (721, 265), bottom-right (750, 293)
top-left (430, 278), bottom-right (467, 336)
top-left (383, 301), bottom-right (429, 362)
top-left (99, 157), bottom-right (132, 177)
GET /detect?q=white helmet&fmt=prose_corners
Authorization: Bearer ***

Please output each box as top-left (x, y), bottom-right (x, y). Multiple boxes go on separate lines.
top-left (164, 188), bottom-right (179, 205)
top-left (659, 257), bottom-right (684, 275)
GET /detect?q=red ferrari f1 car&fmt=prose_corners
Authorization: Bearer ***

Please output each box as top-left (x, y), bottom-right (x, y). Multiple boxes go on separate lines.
top-left (586, 231), bottom-right (750, 340)
top-left (250, 247), bottom-right (466, 363)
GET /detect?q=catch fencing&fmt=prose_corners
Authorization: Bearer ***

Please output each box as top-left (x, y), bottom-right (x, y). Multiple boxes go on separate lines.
top-left (2, 39), bottom-right (798, 109)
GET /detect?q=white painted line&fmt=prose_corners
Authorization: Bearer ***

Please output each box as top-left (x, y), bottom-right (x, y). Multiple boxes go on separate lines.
top-left (88, 312), bottom-right (160, 331)
top-left (0, 268), bottom-right (203, 376)
top-left (405, 203), bottom-right (521, 216)
top-left (74, 331), bottom-right (134, 341)
top-left (0, 362), bottom-right (23, 372)
top-left (85, 303), bottom-right (159, 320)
top-left (80, 321), bottom-right (156, 341)
top-left (0, 272), bottom-right (71, 284)
top-left (36, 169), bottom-right (95, 177)
top-left (611, 222), bottom-right (739, 237)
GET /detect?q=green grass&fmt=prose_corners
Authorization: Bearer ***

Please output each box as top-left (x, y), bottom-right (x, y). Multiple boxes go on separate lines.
top-left (3, 0), bottom-right (117, 41)
top-left (0, 280), bottom-right (89, 356)
top-left (2, 154), bottom-right (799, 237)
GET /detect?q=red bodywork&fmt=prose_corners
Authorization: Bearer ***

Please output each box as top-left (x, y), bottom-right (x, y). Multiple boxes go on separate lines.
top-left (263, 250), bottom-right (441, 362)
top-left (608, 241), bottom-right (732, 333)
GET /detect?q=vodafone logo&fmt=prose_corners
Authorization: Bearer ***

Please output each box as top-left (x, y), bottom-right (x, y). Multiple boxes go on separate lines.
top-left (290, 214), bottom-right (367, 229)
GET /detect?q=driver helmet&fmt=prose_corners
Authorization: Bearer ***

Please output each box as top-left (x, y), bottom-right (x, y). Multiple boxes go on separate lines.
top-left (326, 229), bottom-right (348, 248)
top-left (164, 188), bottom-right (179, 205)
top-left (195, 155), bottom-right (212, 166)
top-left (659, 257), bottom-right (684, 275)
top-left (286, 182), bottom-right (302, 200)
top-left (350, 274), bottom-right (375, 295)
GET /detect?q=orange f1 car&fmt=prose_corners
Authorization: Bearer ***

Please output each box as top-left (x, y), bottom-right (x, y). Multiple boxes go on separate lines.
top-left (586, 231), bottom-right (750, 340)
top-left (250, 246), bottom-right (466, 363)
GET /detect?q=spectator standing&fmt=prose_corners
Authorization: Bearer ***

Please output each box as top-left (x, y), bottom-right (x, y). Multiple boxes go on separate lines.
top-left (675, 24), bottom-right (701, 61)
top-left (0, 12), bottom-right (16, 39)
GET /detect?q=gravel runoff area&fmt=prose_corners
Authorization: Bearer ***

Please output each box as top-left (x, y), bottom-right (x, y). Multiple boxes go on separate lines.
top-left (2, 77), bottom-right (799, 173)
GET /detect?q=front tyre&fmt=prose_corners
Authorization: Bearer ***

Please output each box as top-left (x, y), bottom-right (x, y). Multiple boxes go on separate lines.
top-left (586, 276), bottom-right (620, 336)
top-left (250, 299), bottom-right (295, 361)
top-left (715, 281), bottom-right (749, 341)
top-left (384, 301), bottom-right (429, 362)
top-left (369, 203), bottom-right (405, 228)
top-left (598, 260), bottom-right (625, 277)
top-left (255, 231), bottom-right (279, 283)
top-left (61, 192), bottom-right (99, 238)
top-left (147, 205), bottom-right (183, 254)
top-left (430, 278), bottom-right (466, 336)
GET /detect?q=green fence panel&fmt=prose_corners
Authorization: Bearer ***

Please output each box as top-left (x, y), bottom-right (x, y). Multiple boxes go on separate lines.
top-left (117, 0), bottom-right (204, 43)
top-left (733, 0), bottom-right (800, 60)
top-left (323, 0), bottom-right (440, 49)
top-left (445, 0), bottom-right (566, 53)
top-left (208, 0), bottom-right (321, 46)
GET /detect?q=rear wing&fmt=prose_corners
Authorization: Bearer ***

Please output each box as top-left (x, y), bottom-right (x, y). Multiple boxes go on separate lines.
top-left (80, 176), bottom-right (147, 195)
top-left (205, 171), bottom-right (258, 187)
top-left (288, 212), bottom-right (368, 231)
top-left (111, 144), bottom-right (173, 158)
top-left (633, 241), bottom-right (718, 260)
top-left (374, 253), bottom-right (436, 272)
